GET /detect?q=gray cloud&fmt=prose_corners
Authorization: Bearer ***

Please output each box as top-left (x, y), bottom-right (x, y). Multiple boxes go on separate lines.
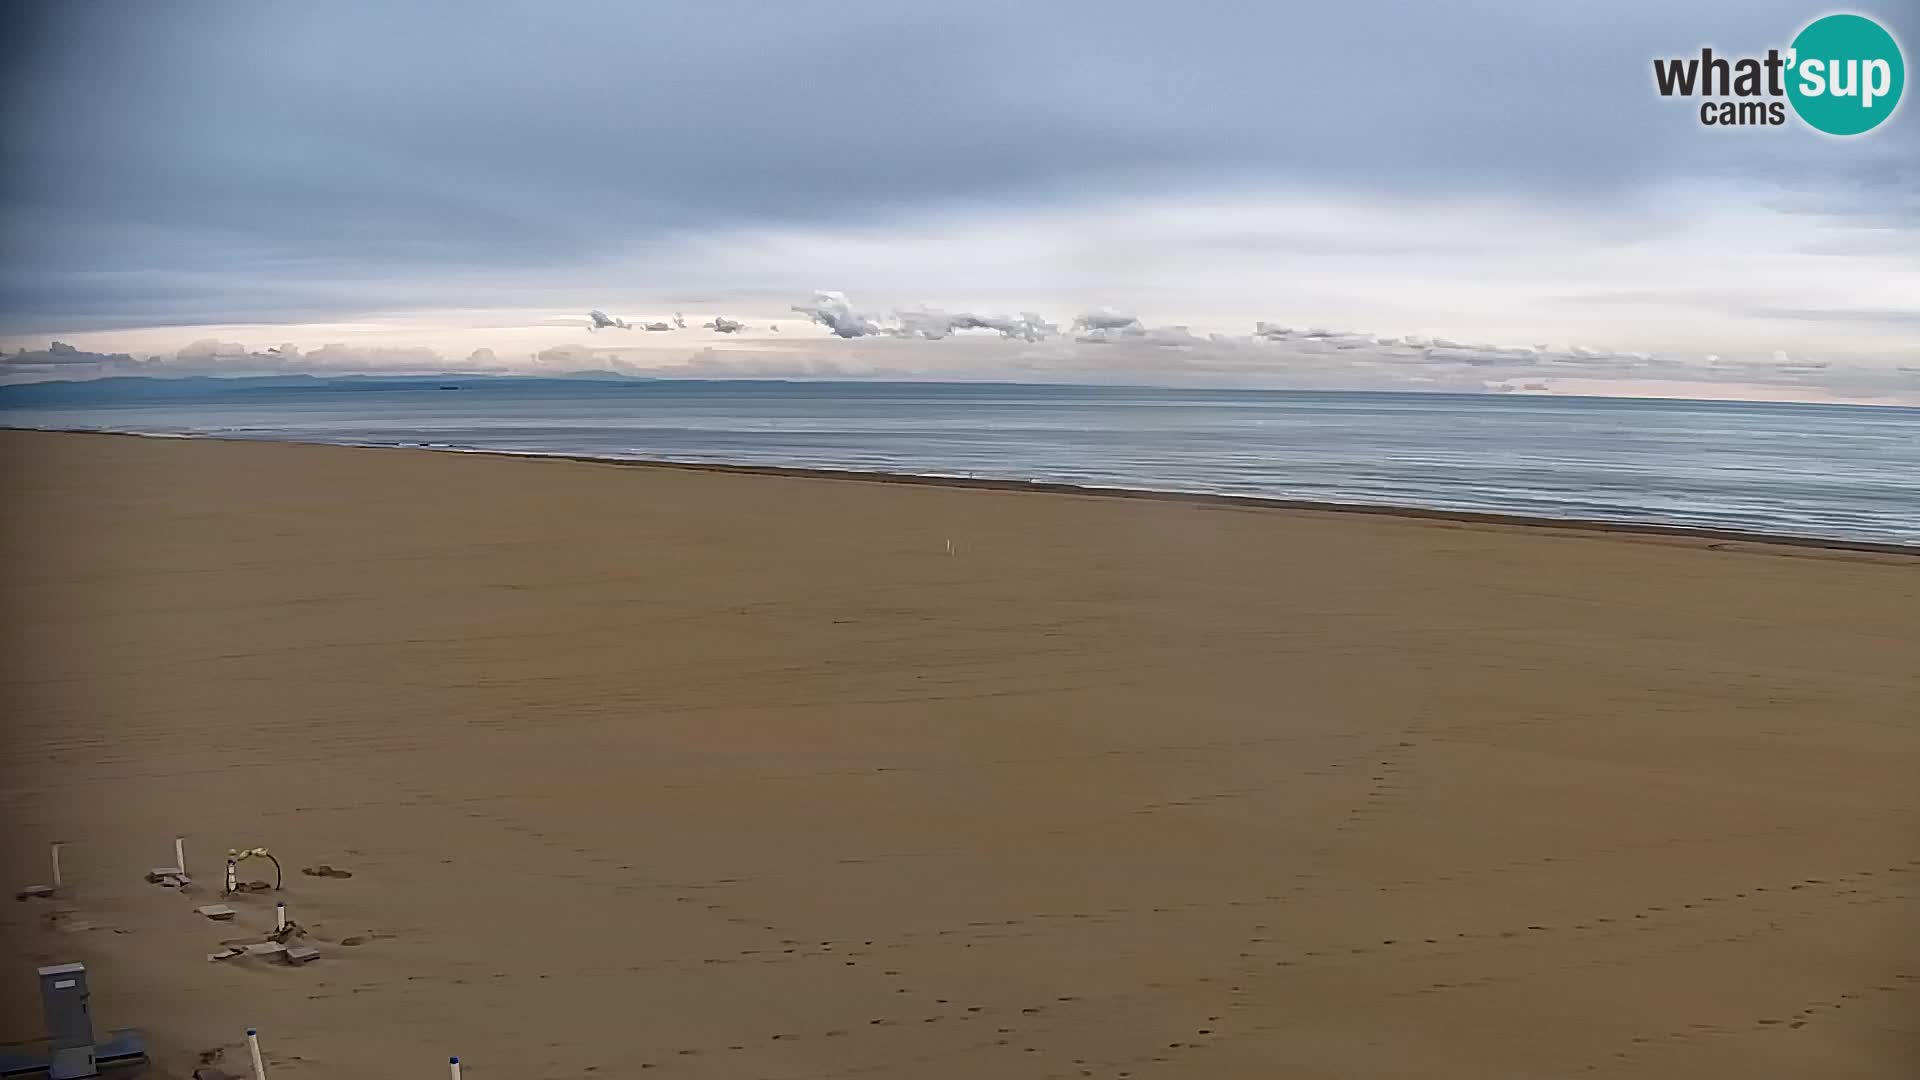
top-left (1424, 346), bottom-right (1539, 367)
top-left (1074, 309), bottom-right (1142, 333)
top-left (175, 339), bottom-right (251, 362)
top-left (792, 292), bottom-right (885, 339)
top-left (587, 310), bottom-right (631, 331)
top-left (5, 2), bottom-right (1912, 332)
top-left (794, 292), bottom-right (1061, 342)
top-left (30, 341), bottom-right (122, 364)
top-left (1073, 324), bottom-right (1215, 347)
top-left (535, 343), bottom-right (602, 368)
top-left (1, 342), bottom-right (148, 378)
top-left (897, 309), bottom-right (1058, 342)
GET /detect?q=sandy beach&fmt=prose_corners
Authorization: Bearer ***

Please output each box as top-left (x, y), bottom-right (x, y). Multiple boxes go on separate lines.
top-left (2, 428), bottom-right (1916, 1078)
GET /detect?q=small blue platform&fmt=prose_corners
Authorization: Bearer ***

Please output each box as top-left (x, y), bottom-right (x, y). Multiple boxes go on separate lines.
top-left (0, 1029), bottom-right (149, 1077)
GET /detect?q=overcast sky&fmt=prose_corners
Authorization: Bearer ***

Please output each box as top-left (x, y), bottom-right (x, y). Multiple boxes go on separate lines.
top-left (2, 1), bottom-right (1916, 401)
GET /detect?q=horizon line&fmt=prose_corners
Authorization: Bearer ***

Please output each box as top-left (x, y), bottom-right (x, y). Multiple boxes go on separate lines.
top-left (2, 370), bottom-right (1917, 413)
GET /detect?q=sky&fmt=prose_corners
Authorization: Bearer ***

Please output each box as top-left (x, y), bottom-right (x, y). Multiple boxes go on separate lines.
top-left (2, 1), bottom-right (1917, 402)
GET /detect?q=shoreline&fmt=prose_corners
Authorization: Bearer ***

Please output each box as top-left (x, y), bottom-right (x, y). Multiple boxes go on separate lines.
top-left (14, 426), bottom-right (1919, 560)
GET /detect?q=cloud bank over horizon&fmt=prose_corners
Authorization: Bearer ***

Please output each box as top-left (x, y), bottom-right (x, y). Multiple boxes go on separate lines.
top-left (7, 288), bottom-right (1917, 406)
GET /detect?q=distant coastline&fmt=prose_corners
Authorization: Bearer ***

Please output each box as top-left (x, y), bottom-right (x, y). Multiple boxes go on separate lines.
top-left (4, 373), bottom-right (1919, 413)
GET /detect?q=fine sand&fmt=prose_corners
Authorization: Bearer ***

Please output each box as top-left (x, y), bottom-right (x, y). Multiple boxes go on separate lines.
top-left (2, 428), bottom-right (1916, 1079)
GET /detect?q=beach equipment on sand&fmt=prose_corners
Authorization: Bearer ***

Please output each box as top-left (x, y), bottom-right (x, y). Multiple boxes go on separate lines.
top-left (267, 900), bottom-right (310, 944)
top-left (41, 963), bottom-right (96, 1079)
top-left (0, 963), bottom-right (149, 1077)
top-left (15, 842), bottom-right (63, 900)
top-left (449, 1056), bottom-right (462, 1079)
top-left (225, 847), bottom-right (283, 894)
top-left (247, 1029), bottom-right (266, 1079)
top-left (147, 836), bottom-right (192, 888)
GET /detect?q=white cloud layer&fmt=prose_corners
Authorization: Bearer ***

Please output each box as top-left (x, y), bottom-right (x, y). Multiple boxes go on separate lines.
top-left (8, 286), bottom-right (1919, 406)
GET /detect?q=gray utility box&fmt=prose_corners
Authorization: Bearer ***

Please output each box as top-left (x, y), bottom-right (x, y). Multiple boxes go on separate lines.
top-left (37, 963), bottom-right (96, 1079)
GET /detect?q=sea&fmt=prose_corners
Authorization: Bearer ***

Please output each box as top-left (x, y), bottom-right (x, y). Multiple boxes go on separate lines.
top-left (4, 376), bottom-right (1917, 548)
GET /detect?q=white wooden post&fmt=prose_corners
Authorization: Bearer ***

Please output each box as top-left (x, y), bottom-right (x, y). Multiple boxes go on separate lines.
top-left (247, 1028), bottom-right (267, 1079)
top-left (449, 1056), bottom-right (462, 1079)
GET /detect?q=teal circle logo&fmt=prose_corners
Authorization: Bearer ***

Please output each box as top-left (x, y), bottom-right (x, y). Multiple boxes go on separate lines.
top-left (1787, 14), bottom-right (1905, 135)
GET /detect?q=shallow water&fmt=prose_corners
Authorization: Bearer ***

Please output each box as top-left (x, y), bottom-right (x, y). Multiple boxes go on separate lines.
top-left (5, 378), bottom-right (1917, 546)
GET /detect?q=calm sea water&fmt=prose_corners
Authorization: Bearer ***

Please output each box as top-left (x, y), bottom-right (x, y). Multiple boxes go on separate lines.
top-left (5, 378), bottom-right (1917, 546)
